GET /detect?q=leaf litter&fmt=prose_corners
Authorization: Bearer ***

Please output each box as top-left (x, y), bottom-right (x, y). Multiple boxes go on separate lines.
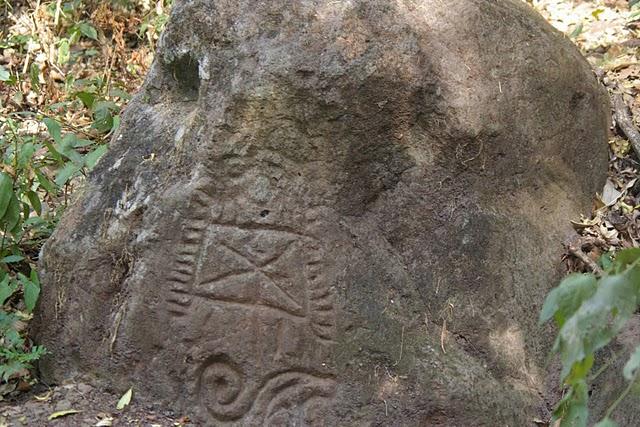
top-left (530, 0), bottom-right (640, 272)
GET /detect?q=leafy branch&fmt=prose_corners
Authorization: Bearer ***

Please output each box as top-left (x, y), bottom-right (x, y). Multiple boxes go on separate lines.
top-left (541, 248), bottom-right (640, 426)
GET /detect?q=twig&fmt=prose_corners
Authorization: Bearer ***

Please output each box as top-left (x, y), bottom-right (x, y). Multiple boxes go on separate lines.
top-left (21, 52), bottom-right (30, 75)
top-left (393, 326), bottom-right (405, 366)
top-left (54, 0), bottom-right (62, 27)
top-left (440, 319), bottom-right (447, 354)
top-left (109, 302), bottom-right (127, 353)
top-left (565, 238), bottom-right (604, 277)
top-left (613, 93), bottom-right (640, 160)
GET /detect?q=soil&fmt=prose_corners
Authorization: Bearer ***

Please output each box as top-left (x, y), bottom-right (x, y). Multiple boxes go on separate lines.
top-left (1, 383), bottom-right (194, 426)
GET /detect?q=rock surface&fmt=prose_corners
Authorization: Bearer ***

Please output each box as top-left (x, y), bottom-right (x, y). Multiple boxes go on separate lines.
top-left (33, 0), bottom-right (609, 425)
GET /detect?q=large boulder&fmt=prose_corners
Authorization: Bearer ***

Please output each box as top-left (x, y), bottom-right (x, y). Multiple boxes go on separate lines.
top-left (33, 0), bottom-right (609, 424)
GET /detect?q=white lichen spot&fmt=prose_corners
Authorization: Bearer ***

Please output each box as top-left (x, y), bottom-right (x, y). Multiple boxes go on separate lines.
top-left (174, 125), bottom-right (186, 145)
top-left (135, 228), bottom-right (157, 243)
top-left (249, 175), bottom-right (273, 204)
top-left (110, 157), bottom-right (124, 171)
top-left (198, 55), bottom-right (210, 80)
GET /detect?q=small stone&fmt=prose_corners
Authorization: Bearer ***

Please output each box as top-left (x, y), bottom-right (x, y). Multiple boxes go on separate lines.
top-left (54, 399), bottom-right (72, 412)
top-left (76, 383), bottom-right (93, 395)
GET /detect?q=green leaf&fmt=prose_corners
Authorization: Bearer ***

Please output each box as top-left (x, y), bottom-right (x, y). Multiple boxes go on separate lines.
top-left (75, 91), bottom-right (96, 108)
top-left (85, 145), bottom-right (108, 170)
top-left (68, 27), bottom-right (81, 45)
top-left (554, 380), bottom-right (588, 427)
top-left (92, 101), bottom-right (119, 133)
top-left (116, 388), bottom-right (132, 410)
top-left (78, 22), bottom-right (98, 40)
top-left (43, 141), bottom-right (64, 164)
top-left (599, 251), bottom-right (614, 271)
top-left (594, 419), bottom-right (619, 427)
top-left (24, 217), bottom-right (46, 228)
top-left (21, 201), bottom-right (30, 224)
top-left (17, 142), bottom-right (36, 168)
top-left (58, 133), bottom-right (84, 165)
top-left (0, 172), bottom-right (14, 220)
top-left (111, 115), bottom-right (121, 133)
top-left (43, 118), bottom-right (62, 144)
top-left (26, 191), bottom-right (42, 216)
top-left (58, 39), bottom-right (70, 65)
top-left (624, 345), bottom-right (640, 381)
top-left (565, 354), bottom-right (594, 385)
top-left (0, 65), bottom-right (10, 82)
top-left (612, 248), bottom-right (640, 272)
top-left (556, 268), bottom-right (640, 380)
top-left (29, 63), bottom-right (40, 91)
top-left (1, 255), bottom-right (24, 264)
top-left (1, 194), bottom-right (21, 234)
top-left (109, 87), bottom-right (131, 100)
top-left (592, 8), bottom-right (605, 20)
top-left (0, 360), bottom-right (27, 381)
top-left (20, 272), bottom-right (40, 313)
top-left (0, 275), bottom-right (17, 306)
top-left (30, 269), bottom-right (40, 288)
top-left (5, 328), bottom-right (23, 347)
top-left (48, 410), bottom-right (80, 420)
top-left (569, 22), bottom-right (584, 39)
top-left (35, 170), bottom-right (57, 195)
top-left (72, 139), bottom-right (95, 148)
top-left (540, 273), bottom-right (598, 327)
top-left (55, 162), bottom-right (82, 187)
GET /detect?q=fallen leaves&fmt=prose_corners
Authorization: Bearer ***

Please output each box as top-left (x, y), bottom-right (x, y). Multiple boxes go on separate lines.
top-left (34, 389), bottom-right (53, 401)
top-left (48, 409), bottom-right (80, 420)
top-left (94, 414), bottom-right (114, 426)
top-left (116, 387), bottom-right (132, 410)
top-left (602, 179), bottom-right (623, 207)
top-left (534, 0), bottom-right (640, 271)
top-left (531, 0), bottom-right (632, 51)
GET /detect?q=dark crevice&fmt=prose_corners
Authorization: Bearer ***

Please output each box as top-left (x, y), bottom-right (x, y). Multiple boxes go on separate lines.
top-left (167, 54), bottom-right (201, 99)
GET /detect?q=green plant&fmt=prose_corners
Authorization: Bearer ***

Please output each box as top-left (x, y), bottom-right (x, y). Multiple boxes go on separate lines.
top-left (0, 109), bottom-right (107, 385)
top-left (0, 118), bottom-right (55, 384)
top-left (630, 1), bottom-right (640, 20)
top-left (0, 0), bottom-right (164, 391)
top-left (0, 277), bottom-right (47, 382)
top-left (541, 248), bottom-right (640, 426)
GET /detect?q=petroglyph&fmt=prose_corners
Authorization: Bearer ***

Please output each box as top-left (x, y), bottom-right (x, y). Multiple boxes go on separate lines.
top-left (166, 181), bottom-right (336, 344)
top-left (165, 177), bottom-right (337, 422)
top-left (196, 354), bottom-right (336, 422)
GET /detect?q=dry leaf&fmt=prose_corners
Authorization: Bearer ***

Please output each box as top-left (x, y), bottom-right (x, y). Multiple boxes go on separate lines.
top-left (48, 409), bottom-right (80, 420)
top-left (602, 180), bottom-right (623, 206)
top-left (116, 387), bottom-right (132, 410)
top-left (34, 390), bottom-right (53, 401)
top-left (94, 416), bottom-right (114, 426)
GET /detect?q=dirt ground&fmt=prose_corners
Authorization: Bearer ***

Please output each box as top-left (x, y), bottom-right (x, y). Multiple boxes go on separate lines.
top-left (1, 382), bottom-right (194, 426)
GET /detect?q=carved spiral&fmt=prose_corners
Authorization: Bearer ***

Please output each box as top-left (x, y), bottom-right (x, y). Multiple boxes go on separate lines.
top-left (198, 359), bottom-right (248, 420)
